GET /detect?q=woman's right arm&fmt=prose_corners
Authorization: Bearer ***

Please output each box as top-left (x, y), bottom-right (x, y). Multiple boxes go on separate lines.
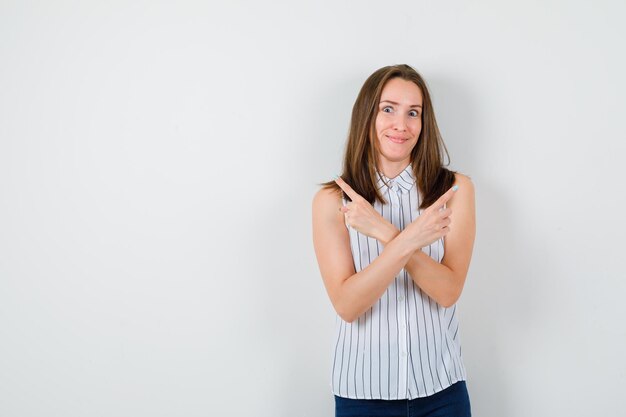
top-left (312, 187), bottom-right (417, 323)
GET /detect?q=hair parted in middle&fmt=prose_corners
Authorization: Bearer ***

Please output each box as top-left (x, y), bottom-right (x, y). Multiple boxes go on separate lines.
top-left (322, 64), bottom-right (457, 210)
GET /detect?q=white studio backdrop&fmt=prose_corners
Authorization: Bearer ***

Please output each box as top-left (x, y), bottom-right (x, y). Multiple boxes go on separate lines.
top-left (1, 1), bottom-right (625, 416)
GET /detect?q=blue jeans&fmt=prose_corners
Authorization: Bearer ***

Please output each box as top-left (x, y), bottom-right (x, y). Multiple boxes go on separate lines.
top-left (334, 381), bottom-right (471, 417)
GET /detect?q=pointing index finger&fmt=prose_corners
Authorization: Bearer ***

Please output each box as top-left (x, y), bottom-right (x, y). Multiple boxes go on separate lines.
top-left (335, 176), bottom-right (362, 202)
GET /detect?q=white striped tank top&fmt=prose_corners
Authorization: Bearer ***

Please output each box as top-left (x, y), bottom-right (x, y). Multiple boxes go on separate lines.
top-left (332, 164), bottom-right (467, 400)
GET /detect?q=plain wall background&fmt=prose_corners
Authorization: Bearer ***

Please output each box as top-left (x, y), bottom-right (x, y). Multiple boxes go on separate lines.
top-left (1, 1), bottom-right (625, 416)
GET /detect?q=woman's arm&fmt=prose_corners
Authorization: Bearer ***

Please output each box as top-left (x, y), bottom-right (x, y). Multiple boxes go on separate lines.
top-left (312, 182), bottom-right (458, 322)
top-left (312, 187), bottom-right (416, 323)
top-left (380, 174), bottom-right (476, 307)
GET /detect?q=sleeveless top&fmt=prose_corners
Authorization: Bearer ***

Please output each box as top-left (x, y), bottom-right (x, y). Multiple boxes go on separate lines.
top-left (331, 164), bottom-right (467, 400)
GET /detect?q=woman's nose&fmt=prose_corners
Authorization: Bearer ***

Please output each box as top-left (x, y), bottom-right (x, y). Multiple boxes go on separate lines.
top-left (393, 114), bottom-right (407, 131)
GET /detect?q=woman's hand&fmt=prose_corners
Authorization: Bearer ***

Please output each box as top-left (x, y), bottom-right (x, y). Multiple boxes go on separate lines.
top-left (401, 186), bottom-right (458, 250)
top-left (334, 177), bottom-right (397, 243)
top-left (335, 176), bottom-right (459, 250)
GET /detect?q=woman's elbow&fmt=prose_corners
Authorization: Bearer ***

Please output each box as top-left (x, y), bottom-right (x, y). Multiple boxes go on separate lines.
top-left (335, 305), bottom-right (358, 323)
top-left (332, 297), bottom-right (360, 323)
top-left (328, 287), bottom-right (360, 323)
top-left (438, 296), bottom-right (459, 309)
top-left (437, 285), bottom-right (464, 308)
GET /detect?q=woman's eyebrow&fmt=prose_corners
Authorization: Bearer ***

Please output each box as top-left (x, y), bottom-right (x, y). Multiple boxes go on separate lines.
top-left (379, 100), bottom-right (422, 108)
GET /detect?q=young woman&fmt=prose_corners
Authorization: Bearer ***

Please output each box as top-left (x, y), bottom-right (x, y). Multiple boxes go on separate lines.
top-left (312, 64), bottom-right (476, 417)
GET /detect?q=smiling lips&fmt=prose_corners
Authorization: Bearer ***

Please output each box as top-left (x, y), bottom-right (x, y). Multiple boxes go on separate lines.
top-left (386, 134), bottom-right (409, 144)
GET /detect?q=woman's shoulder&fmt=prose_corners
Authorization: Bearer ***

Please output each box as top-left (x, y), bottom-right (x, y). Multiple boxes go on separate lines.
top-left (313, 184), bottom-right (343, 214)
top-left (449, 172), bottom-right (475, 208)
top-left (452, 172), bottom-right (474, 189)
top-left (312, 185), bottom-right (346, 232)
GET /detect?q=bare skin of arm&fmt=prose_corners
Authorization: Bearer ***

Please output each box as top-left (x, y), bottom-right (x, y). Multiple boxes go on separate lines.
top-left (312, 181), bottom-right (458, 322)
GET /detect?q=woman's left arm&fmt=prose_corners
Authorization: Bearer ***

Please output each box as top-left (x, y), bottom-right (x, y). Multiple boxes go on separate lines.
top-left (382, 174), bottom-right (476, 307)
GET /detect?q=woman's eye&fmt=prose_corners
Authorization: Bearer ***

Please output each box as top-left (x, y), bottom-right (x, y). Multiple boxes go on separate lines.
top-left (382, 106), bottom-right (393, 113)
top-left (409, 110), bottom-right (419, 117)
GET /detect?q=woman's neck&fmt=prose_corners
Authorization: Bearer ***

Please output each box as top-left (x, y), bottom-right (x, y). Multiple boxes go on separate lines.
top-left (378, 159), bottom-right (411, 179)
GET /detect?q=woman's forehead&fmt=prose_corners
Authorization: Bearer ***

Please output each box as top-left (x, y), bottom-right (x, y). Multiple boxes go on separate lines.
top-left (380, 78), bottom-right (423, 104)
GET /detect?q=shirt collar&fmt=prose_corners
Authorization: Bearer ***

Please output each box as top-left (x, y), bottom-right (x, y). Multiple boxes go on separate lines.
top-left (376, 164), bottom-right (415, 194)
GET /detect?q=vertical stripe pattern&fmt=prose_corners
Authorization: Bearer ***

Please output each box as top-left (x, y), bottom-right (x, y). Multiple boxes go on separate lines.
top-left (330, 164), bottom-right (467, 400)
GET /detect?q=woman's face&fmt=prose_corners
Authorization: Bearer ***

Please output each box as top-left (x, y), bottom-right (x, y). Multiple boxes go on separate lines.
top-left (374, 77), bottom-right (423, 170)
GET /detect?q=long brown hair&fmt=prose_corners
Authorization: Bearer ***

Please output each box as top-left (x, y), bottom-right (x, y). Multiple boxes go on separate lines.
top-left (321, 64), bottom-right (456, 210)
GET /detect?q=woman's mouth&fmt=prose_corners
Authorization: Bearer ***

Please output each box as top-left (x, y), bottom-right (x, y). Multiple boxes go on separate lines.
top-left (386, 135), bottom-right (408, 144)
